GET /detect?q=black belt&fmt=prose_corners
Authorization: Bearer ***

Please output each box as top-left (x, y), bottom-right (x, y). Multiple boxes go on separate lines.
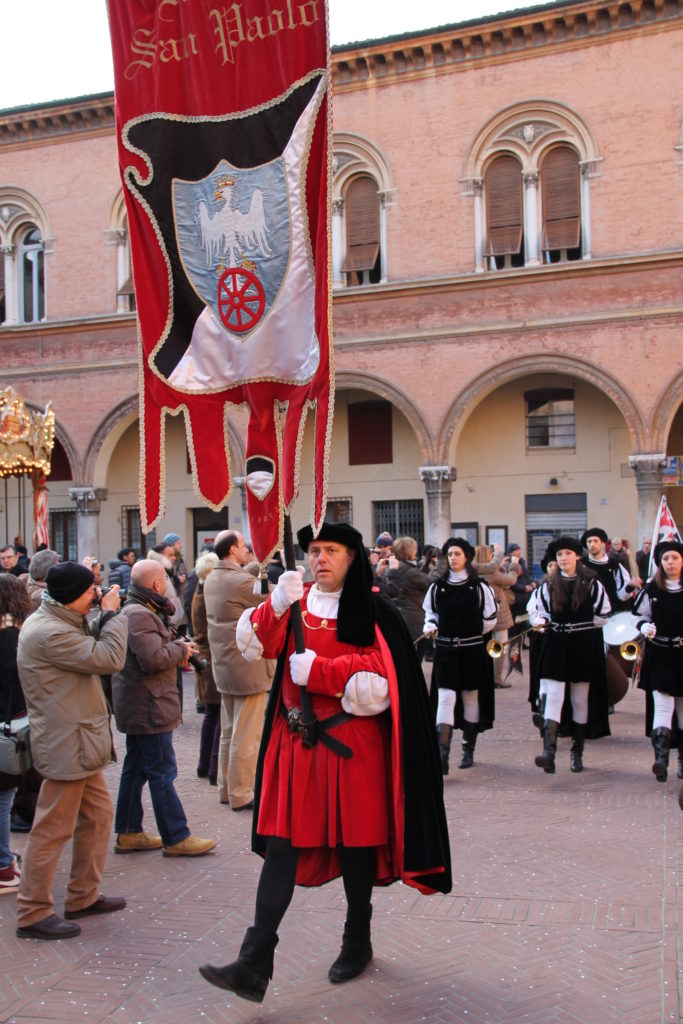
top-left (280, 704), bottom-right (353, 758)
top-left (436, 635), bottom-right (483, 649)
top-left (548, 621), bottom-right (596, 634)
top-left (650, 635), bottom-right (683, 648)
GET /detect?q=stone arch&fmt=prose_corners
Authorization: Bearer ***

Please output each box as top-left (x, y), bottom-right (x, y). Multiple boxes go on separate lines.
top-left (334, 370), bottom-right (434, 462)
top-left (437, 353), bottom-right (643, 462)
top-left (647, 368), bottom-right (683, 453)
top-left (0, 185), bottom-right (54, 248)
top-left (462, 99), bottom-right (602, 179)
top-left (333, 132), bottom-right (394, 196)
top-left (84, 396), bottom-right (247, 490)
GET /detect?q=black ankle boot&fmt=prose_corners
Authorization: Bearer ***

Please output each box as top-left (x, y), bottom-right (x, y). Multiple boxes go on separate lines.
top-left (328, 905), bottom-right (373, 983)
top-left (199, 926), bottom-right (279, 1002)
top-left (651, 727), bottom-right (671, 782)
top-left (570, 724), bottom-right (585, 773)
top-left (535, 720), bottom-right (559, 774)
top-left (436, 724), bottom-right (452, 776)
top-left (458, 721), bottom-right (478, 769)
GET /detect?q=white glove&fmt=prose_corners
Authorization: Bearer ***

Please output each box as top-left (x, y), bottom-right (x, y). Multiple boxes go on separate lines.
top-left (289, 648), bottom-right (316, 686)
top-left (529, 614), bottom-right (548, 629)
top-left (423, 620), bottom-right (438, 638)
top-left (640, 622), bottom-right (657, 639)
top-left (270, 568), bottom-right (305, 616)
top-left (342, 672), bottom-right (390, 716)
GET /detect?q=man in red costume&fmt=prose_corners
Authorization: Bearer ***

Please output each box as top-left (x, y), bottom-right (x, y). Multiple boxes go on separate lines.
top-left (199, 522), bottom-right (451, 1002)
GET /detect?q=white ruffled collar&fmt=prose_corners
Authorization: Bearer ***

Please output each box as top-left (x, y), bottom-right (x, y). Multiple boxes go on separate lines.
top-left (306, 585), bottom-right (341, 618)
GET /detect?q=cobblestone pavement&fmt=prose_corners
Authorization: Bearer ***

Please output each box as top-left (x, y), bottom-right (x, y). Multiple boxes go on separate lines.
top-left (2, 663), bottom-right (683, 1024)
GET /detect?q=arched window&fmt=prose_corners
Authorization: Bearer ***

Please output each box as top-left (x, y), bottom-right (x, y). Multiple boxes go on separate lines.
top-left (462, 101), bottom-right (601, 273)
top-left (484, 155), bottom-right (524, 270)
top-left (341, 175), bottom-right (381, 286)
top-left (331, 133), bottom-right (394, 288)
top-left (18, 226), bottom-right (45, 323)
top-left (541, 146), bottom-right (581, 263)
top-left (108, 194), bottom-right (136, 313)
top-left (0, 189), bottom-right (52, 326)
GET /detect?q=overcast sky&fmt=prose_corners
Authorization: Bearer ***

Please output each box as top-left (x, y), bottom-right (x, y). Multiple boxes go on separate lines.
top-left (2, 0), bottom-right (547, 110)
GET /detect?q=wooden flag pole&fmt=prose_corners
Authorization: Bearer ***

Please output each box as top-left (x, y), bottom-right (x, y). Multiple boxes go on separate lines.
top-left (282, 514), bottom-right (315, 728)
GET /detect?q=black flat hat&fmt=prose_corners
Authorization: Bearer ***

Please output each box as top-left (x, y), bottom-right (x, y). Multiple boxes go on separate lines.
top-left (441, 536), bottom-right (475, 561)
top-left (580, 527), bottom-right (608, 547)
top-left (653, 539), bottom-right (683, 565)
top-left (548, 536), bottom-right (584, 561)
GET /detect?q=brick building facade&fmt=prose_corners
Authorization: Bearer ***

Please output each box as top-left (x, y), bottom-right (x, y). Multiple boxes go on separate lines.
top-left (1, 0), bottom-right (682, 572)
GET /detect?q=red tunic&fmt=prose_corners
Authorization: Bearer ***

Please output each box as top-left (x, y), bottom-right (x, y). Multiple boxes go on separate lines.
top-left (250, 589), bottom-right (403, 887)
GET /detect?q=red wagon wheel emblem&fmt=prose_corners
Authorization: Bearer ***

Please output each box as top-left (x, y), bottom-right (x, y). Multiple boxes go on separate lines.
top-left (217, 267), bottom-right (265, 333)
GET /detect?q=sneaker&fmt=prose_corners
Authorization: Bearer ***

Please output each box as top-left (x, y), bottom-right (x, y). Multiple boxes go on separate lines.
top-left (114, 831), bottom-right (163, 854)
top-left (162, 835), bottom-right (216, 857)
top-left (0, 861), bottom-right (21, 894)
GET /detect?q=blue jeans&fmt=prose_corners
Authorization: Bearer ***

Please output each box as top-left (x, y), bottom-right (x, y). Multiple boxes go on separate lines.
top-left (114, 733), bottom-right (190, 847)
top-left (0, 787), bottom-right (17, 868)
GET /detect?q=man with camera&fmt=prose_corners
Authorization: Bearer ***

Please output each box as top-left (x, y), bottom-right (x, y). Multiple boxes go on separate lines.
top-left (111, 559), bottom-right (216, 857)
top-left (16, 562), bottom-right (127, 940)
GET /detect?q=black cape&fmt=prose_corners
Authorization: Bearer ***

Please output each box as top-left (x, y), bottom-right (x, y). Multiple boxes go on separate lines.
top-left (251, 591), bottom-right (452, 896)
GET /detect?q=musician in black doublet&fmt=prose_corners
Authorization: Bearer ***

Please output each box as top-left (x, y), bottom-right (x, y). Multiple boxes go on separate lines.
top-left (529, 536), bottom-right (610, 774)
top-left (632, 540), bottom-right (683, 783)
top-left (423, 538), bottom-right (497, 774)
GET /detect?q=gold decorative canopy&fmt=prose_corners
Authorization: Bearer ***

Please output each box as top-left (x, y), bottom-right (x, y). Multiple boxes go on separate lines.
top-left (0, 387), bottom-right (55, 479)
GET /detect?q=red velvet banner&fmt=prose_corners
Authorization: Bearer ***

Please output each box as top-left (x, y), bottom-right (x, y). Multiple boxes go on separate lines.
top-left (106, 0), bottom-right (333, 564)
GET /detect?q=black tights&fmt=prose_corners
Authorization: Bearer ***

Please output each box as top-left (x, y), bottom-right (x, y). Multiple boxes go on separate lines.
top-left (254, 837), bottom-right (376, 935)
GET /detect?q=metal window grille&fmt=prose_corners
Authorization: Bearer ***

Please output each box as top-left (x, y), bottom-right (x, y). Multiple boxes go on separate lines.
top-left (373, 499), bottom-right (424, 550)
top-left (526, 393), bottom-right (575, 449)
top-left (49, 508), bottom-right (77, 561)
top-left (121, 506), bottom-right (155, 555)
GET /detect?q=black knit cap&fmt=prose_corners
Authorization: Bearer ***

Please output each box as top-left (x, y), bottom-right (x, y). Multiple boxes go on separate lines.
top-left (548, 535), bottom-right (584, 561)
top-left (653, 539), bottom-right (683, 566)
top-left (46, 562), bottom-right (95, 605)
top-left (441, 536), bottom-right (475, 562)
top-left (297, 522), bottom-right (375, 646)
top-left (580, 527), bottom-right (608, 547)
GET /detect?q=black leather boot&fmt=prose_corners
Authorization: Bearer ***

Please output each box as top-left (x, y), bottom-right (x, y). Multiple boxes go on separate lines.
top-left (535, 720), bottom-right (559, 774)
top-left (532, 694), bottom-right (546, 733)
top-left (677, 741), bottom-right (683, 780)
top-left (458, 721), bottom-right (478, 769)
top-left (199, 926), bottom-right (279, 1002)
top-left (436, 724), bottom-right (452, 775)
top-left (570, 724), bottom-right (586, 773)
top-left (651, 727), bottom-right (671, 782)
top-left (328, 905), bottom-right (373, 983)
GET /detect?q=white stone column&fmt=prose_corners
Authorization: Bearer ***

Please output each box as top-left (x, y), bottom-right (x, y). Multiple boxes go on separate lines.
top-left (472, 179), bottom-right (485, 273)
top-left (419, 466), bottom-right (457, 548)
top-left (331, 198), bottom-right (344, 287)
top-left (580, 164), bottom-right (592, 260)
top-left (1, 245), bottom-right (17, 324)
top-left (378, 191), bottom-right (389, 283)
top-left (523, 172), bottom-right (540, 266)
top-left (628, 454), bottom-right (666, 549)
top-left (68, 486), bottom-right (108, 561)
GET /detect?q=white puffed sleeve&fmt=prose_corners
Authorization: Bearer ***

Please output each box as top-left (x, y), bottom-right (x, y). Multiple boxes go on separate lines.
top-left (236, 608), bottom-right (264, 662)
top-left (341, 671), bottom-right (390, 717)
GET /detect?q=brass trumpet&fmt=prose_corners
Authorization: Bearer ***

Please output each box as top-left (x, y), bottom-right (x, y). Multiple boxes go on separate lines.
top-left (619, 638), bottom-right (643, 661)
top-left (486, 623), bottom-right (544, 659)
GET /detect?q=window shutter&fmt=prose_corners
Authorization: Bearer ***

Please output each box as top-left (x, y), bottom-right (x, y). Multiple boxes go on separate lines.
top-left (484, 155), bottom-right (523, 256)
top-left (341, 175), bottom-right (380, 272)
top-left (542, 146), bottom-right (581, 250)
top-left (348, 400), bottom-right (392, 465)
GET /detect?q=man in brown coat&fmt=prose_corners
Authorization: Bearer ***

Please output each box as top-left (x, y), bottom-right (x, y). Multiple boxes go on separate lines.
top-left (111, 560), bottom-right (215, 857)
top-left (16, 562), bottom-right (127, 940)
top-left (204, 531), bottom-right (274, 811)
